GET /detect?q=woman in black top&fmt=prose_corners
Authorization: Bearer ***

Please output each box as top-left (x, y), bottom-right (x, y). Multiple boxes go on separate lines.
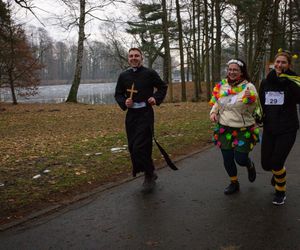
top-left (259, 50), bottom-right (300, 205)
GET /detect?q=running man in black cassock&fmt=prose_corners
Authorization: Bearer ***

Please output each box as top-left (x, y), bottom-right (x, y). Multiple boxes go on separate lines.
top-left (114, 48), bottom-right (168, 191)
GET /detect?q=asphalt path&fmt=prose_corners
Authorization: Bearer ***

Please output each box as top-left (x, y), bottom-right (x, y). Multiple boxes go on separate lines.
top-left (0, 131), bottom-right (300, 250)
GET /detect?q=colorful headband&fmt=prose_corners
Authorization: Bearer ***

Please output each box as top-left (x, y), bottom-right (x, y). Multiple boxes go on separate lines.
top-left (227, 59), bottom-right (244, 67)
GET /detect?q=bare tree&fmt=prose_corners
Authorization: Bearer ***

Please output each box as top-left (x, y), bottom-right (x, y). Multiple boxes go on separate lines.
top-left (161, 0), bottom-right (173, 102)
top-left (192, 0), bottom-right (200, 101)
top-left (53, 0), bottom-right (124, 103)
top-left (294, 0), bottom-right (300, 18)
top-left (203, 0), bottom-right (211, 101)
top-left (214, 0), bottom-right (221, 82)
top-left (13, 0), bottom-right (45, 25)
top-left (101, 22), bottom-right (130, 70)
top-left (66, 0), bottom-right (85, 102)
top-left (250, 0), bottom-right (275, 86)
top-left (0, 1), bottom-right (43, 104)
top-left (269, 0), bottom-right (281, 61)
top-left (175, 0), bottom-right (186, 101)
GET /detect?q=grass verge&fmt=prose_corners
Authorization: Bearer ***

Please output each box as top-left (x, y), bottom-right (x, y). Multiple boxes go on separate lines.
top-left (0, 101), bottom-right (213, 224)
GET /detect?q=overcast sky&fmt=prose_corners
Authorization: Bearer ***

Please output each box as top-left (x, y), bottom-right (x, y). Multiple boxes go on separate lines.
top-left (11, 0), bottom-right (131, 42)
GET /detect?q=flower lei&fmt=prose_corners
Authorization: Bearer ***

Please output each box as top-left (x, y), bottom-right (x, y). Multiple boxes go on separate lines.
top-left (209, 79), bottom-right (248, 106)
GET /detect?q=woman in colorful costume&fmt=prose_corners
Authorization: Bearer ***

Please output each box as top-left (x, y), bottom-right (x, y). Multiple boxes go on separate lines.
top-left (259, 49), bottom-right (300, 205)
top-left (209, 59), bottom-right (259, 195)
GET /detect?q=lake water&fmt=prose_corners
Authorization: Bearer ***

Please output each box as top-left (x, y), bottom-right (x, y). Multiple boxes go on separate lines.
top-left (0, 83), bottom-right (117, 104)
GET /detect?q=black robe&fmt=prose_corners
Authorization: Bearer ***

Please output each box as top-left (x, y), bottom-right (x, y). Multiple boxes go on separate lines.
top-left (114, 66), bottom-right (168, 176)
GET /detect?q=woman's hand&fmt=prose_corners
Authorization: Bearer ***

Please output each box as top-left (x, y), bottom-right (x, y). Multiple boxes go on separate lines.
top-left (210, 113), bottom-right (218, 123)
top-left (244, 87), bottom-right (250, 98)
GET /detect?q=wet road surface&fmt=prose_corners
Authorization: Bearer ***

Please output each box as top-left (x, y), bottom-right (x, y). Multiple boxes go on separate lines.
top-left (0, 132), bottom-right (300, 250)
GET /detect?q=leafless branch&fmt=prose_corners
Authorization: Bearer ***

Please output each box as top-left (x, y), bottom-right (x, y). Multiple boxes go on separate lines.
top-left (14, 0), bottom-right (45, 26)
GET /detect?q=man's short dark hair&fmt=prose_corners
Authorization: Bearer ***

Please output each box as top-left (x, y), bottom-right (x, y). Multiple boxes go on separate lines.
top-left (129, 47), bottom-right (142, 55)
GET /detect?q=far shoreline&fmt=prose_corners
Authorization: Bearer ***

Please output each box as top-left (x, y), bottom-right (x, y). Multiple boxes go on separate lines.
top-left (39, 80), bottom-right (116, 86)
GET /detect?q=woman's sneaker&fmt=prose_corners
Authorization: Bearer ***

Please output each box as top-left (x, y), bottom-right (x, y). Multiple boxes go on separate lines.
top-left (224, 181), bottom-right (240, 195)
top-left (272, 191), bottom-right (286, 205)
top-left (246, 162), bottom-right (256, 182)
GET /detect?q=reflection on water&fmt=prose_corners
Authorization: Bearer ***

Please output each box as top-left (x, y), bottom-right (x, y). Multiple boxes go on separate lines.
top-left (0, 83), bottom-right (117, 104)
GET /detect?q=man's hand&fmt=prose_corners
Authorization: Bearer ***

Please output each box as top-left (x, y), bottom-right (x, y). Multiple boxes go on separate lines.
top-left (148, 97), bottom-right (156, 106)
top-left (125, 98), bottom-right (133, 108)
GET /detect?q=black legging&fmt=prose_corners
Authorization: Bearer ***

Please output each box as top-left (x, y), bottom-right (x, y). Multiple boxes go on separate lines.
top-left (261, 130), bottom-right (297, 172)
top-left (221, 149), bottom-right (251, 177)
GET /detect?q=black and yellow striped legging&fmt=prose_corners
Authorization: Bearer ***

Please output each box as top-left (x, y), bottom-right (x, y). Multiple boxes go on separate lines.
top-left (272, 167), bottom-right (286, 192)
top-left (261, 130), bottom-right (297, 191)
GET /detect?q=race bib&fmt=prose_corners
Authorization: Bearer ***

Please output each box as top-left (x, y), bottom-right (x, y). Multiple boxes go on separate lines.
top-left (219, 95), bottom-right (238, 106)
top-left (265, 91), bottom-right (284, 105)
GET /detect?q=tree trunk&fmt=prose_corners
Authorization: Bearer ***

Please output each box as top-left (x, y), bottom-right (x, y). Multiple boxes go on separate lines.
top-left (175, 0), bottom-right (186, 101)
top-left (8, 72), bottom-right (17, 104)
top-left (192, 0), bottom-right (199, 101)
top-left (294, 0), bottom-right (300, 18)
top-left (214, 0), bottom-right (221, 82)
top-left (8, 21), bottom-right (17, 104)
top-left (248, 19), bottom-right (253, 73)
top-left (66, 0), bottom-right (85, 103)
top-left (201, 37), bottom-right (205, 83)
top-left (186, 47), bottom-right (191, 82)
top-left (288, 0), bottom-right (293, 50)
top-left (244, 24), bottom-right (248, 62)
top-left (204, 0), bottom-right (211, 101)
top-left (197, 0), bottom-right (202, 94)
top-left (235, 10), bottom-right (240, 58)
top-left (211, 0), bottom-right (215, 83)
top-left (269, 0), bottom-right (280, 61)
top-left (250, 0), bottom-right (275, 87)
top-left (161, 0), bottom-right (172, 102)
